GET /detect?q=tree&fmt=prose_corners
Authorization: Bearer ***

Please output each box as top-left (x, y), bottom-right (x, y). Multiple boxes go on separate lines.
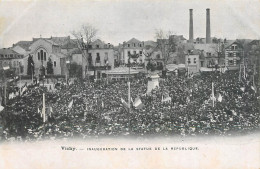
top-left (71, 24), bottom-right (98, 79)
top-left (155, 29), bottom-right (177, 76)
top-left (47, 57), bottom-right (54, 75)
top-left (27, 54), bottom-right (35, 76)
top-left (69, 62), bottom-right (82, 78)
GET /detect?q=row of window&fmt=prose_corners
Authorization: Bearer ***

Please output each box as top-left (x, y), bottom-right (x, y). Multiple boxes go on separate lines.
top-left (87, 52), bottom-right (109, 64)
top-left (127, 51), bottom-right (143, 55)
top-left (227, 52), bottom-right (241, 57)
top-left (187, 58), bottom-right (197, 64)
top-left (88, 44), bottom-right (112, 49)
top-left (0, 60), bottom-right (21, 67)
top-left (38, 50), bottom-right (47, 61)
top-left (126, 43), bottom-right (143, 48)
top-left (0, 54), bottom-right (23, 58)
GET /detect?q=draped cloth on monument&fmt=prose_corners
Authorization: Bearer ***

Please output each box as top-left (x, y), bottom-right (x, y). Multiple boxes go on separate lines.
top-left (147, 72), bottom-right (160, 94)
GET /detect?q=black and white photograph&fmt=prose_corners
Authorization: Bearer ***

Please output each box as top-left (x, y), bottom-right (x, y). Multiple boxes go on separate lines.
top-left (0, 0), bottom-right (259, 168)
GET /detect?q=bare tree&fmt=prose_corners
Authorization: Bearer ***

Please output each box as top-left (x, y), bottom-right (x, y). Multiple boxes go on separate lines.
top-left (155, 29), bottom-right (177, 74)
top-left (71, 24), bottom-right (98, 79)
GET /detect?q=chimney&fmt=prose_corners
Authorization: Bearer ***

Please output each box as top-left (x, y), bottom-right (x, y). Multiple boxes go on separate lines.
top-left (189, 9), bottom-right (194, 43)
top-left (206, 8), bottom-right (211, 44)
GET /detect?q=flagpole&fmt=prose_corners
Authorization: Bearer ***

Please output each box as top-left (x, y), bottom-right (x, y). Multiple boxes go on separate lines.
top-left (239, 64), bottom-right (241, 82)
top-left (43, 93), bottom-right (46, 137)
top-left (212, 82), bottom-right (214, 107)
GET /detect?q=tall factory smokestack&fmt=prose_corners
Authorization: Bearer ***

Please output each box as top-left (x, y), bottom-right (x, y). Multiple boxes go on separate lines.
top-left (206, 8), bottom-right (211, 44)
top-left (189, 9), bottom-right (194, 43)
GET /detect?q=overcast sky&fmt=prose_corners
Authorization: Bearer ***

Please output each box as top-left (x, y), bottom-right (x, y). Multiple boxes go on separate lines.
top-left (0, 0), bottom-right (260, 47)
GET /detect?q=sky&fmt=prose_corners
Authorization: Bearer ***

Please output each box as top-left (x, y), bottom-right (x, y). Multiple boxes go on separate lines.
top-left (0, 0), bottom-right (260, 47)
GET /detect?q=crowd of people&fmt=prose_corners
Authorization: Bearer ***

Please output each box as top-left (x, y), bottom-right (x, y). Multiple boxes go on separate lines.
top-left (0, 69), bottom-right (259, 141)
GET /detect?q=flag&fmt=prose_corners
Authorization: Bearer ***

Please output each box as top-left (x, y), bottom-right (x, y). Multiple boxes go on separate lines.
top-left (68, 100), bottom-right (73, 108)
top-left (162, 96), bottom-right (171, 103)
top-left (49, 107), bottom-right (53, 117)
top-left (211, 82), bottom-right (215, 107)
top-left (101, 101), bottom-right (104, 108)
top-left (22, 86), bottom-right (27, 94)
top-left (240, 87), bottom-right (245, 92)
top-left (0, 105), bottom-right (4, 112)
top-left (121, 98), bottom-right (129, 108)
top-left (133, 97), bottom-right (144, 109)
top-left (251, 86), bottom-right (256, 93)
top-left (217, 93), bottom-right (222, 102)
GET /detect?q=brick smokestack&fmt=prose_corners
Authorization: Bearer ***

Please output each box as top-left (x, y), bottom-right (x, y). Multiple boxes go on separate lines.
top-left (206, 8), bottom-right (211, 44)
top-left (189, 9), bottom-right (193, 43)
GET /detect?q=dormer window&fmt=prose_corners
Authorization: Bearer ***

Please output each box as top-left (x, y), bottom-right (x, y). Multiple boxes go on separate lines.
top-left (139, 44), bottom-right (142, 47)
top-left (133, 43), bottom-right (136, 47)
top-left (127, 44), bottom-right (130, 47)
top-left (96, 45), bottom-right (99, 48)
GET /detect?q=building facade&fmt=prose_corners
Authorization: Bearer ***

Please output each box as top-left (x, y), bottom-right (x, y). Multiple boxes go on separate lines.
top-left (13, 38), bottom-right (67, 76)
top-left (70, 39), bottom-right (115, 79)
top-left (0, 48), bottom-right (24, 74)
top-left (120, 38), bottom-right (145, 65)
top-left (225, 41), bottom-right (244, 69)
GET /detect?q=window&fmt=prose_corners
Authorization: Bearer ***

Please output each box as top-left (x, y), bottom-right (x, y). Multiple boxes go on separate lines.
top-left (139, 51), bottom-right (142, 55)
top-left (10, 54), bottom-right (13, 58)
top-left (229, 53), bottom-right (233, 57)
top-left (201, 61), bottom-right (204, 67)
top-left (96, 53), bottom-right (100, 63)
top-left (228, 60), bottom-right (233, 65)
top-left (156, 54), bottom-right (160, 59)
top-left (88, 45), bottom-right (92, 49)
top-left (128, 51), bottom-right (131, 56)
top-left (5, 55), bottom-right (7, 58)
top-left (38, 53), bottom-right (40, 60)
top-left (194, 58), bottom-right (197, 64)
top-left (133, 51), bottom-right (136, 54)
top-left (41, 50), bottom-right (43, 60)
top-left (0, 55), bottom-right (3, 58)
top-left (133, 43), bottom-right (136, 47)
top-left (96, 45), bottom-right (99, 48)
top-left (54, 61), bottom-right (56, 67)
top-left (139, 44), bottom-right (142, 47)
top-left (237, 53), bottom-right (240, 57)
top-left (127, 44), bottom-right (130, 47)
top-left (188, 58), bottom-right (191, 64)
top-left (44, 52), bottom-right (46, 61)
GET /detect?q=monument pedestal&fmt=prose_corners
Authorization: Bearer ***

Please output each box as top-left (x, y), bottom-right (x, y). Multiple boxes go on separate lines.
top-left (147, 72), bottom-right (160, 94)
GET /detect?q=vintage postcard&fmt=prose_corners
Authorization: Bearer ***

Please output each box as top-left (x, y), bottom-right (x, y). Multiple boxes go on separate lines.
top-left (0, 0), bottom-right (259, 168)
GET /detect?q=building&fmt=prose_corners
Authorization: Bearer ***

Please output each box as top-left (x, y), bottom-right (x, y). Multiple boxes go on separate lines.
top-left (13, 37), bottom-right (68, 76)
top-left (185, 50), bottom-right (201, 74)
top-left (194, 43), bottom-right (225, 68)
top-left (224, 41), bottom-right (244, 69)
top-left (70, 39), bottom-right (115, 79)
top-left (119, 38), bottom-right (145, 65)
top-left (0, 48), bottom-right (24, 74)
